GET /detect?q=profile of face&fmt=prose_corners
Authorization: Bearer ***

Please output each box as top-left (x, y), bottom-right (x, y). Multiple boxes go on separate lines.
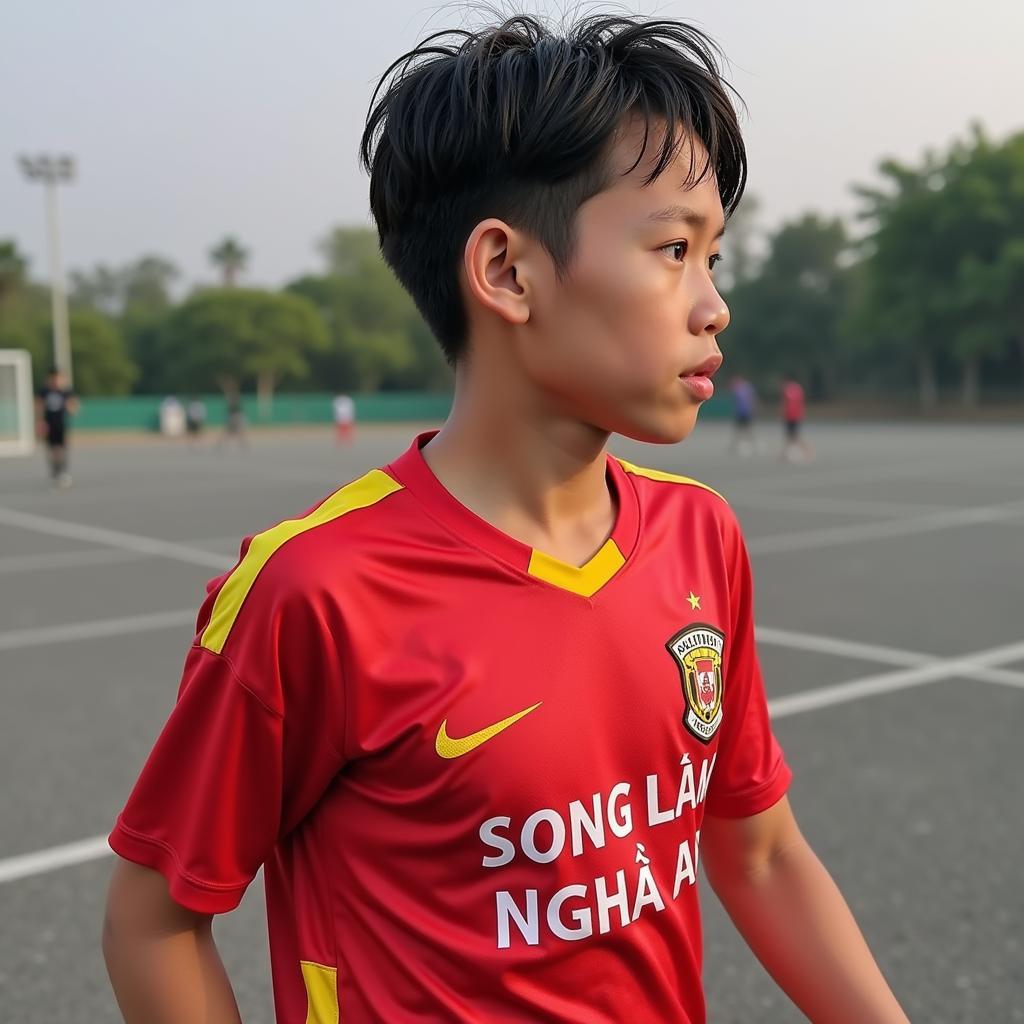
top-left (479, 118), bottom-right (731, 445)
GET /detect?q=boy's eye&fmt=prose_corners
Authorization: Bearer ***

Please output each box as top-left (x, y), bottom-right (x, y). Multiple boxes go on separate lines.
top-left (660, 243), bottom-right (723, 271)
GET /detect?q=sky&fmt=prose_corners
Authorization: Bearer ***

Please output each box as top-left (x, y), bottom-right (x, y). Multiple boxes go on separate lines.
top-left (3, 0), bottom-right (1023, 292)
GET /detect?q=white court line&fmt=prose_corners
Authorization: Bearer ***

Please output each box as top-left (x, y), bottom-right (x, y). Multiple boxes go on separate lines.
top-left (757, 625), bottom-right (1024, 690)
top-left (0, 506), bottom-right (229, 569)
top-left (769, 637), bottom-right (1024, 717)
top-left (726, 446), bottom-right (1024, 498)
top-left (747, 500), bottom-right (1024, 555)
top-left (0, 609), bottom-right (196, 652)
top-left (3, 629), bottom-right (1024, 885)
top-left (0, 535), bottom-right (240, 576)
top-left (757, 625), bottom-right (924, 667)
top-left (0, 836), bottom-right (112, 885)
top-left (0, 548), bottom-right (149, 574)
top-left (734, 493), bottom-right (949, 519)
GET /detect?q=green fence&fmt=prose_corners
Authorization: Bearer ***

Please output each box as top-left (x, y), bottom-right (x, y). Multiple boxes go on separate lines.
top-left (73, 391), bottom-right (732, 432)
top-left (73, 392), bottom-right (455, 432)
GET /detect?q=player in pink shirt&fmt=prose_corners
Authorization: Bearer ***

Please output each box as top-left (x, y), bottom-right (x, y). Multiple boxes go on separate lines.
top-left (782, 374), bottom-right (814, 462)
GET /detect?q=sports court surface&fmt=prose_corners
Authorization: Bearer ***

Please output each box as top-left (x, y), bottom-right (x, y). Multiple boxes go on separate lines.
top-left (1, 420), bottom-right (1022, 1022)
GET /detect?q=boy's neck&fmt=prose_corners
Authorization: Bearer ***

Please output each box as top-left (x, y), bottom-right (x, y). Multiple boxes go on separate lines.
top-left (421, 377), bottom-right (617, 568)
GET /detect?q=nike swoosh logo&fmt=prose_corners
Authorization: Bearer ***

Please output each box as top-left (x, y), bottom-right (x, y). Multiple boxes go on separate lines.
top-left (435, 701), bottom-right (543, 759)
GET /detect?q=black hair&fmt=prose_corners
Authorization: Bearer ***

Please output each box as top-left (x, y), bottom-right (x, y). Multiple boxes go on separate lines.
top-left (361, 12), bottom-right (746, 364)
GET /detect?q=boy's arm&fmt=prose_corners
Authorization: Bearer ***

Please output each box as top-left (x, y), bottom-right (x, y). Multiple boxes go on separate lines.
top-left (702, 796), bottom-right (908, 1024)
top-left (103, 858), bottom-right (242, 1024)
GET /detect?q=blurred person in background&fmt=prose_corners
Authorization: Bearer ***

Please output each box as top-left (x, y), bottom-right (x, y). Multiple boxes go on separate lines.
top-left (185, 397), bottom-right (207, 448)
top-left (333, 392), bottom-right (356, 445)
top-left (781, 373), bottom-right (812, 462)
top-left (159, 395), bottom-right (186, 438)
top-left (728, 374), bottom-right (757, 455)
top-left (35, 367), bottom-right (78, 488)
top-left (219, 391), bottom-right (247, 450)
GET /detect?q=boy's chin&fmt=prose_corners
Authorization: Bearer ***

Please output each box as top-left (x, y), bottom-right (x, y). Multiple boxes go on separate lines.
top-left (615, 407), bottom-right (700, 445)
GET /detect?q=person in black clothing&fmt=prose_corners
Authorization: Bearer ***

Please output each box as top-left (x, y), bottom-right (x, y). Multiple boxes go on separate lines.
top-left (219, 392), bottom-right (247, 449)
top-left (36, 368), bottom-right (79, 487)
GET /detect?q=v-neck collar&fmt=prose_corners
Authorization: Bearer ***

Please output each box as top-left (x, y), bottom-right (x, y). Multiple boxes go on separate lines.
top-left (387, 431), bottom-right (640, 599)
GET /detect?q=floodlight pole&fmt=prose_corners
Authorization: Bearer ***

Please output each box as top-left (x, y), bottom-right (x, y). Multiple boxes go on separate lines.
top-left (18, 155), bottom-right (75, 387)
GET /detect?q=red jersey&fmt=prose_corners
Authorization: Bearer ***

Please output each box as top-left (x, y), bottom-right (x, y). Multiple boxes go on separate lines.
top-left (782, 381), bottom-right (805, 422)
top-left (110, 431), bottom-right (790, 1024)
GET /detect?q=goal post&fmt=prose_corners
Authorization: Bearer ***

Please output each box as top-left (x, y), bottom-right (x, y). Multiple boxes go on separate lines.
top-left (0, 349), bottom-right (35, 456)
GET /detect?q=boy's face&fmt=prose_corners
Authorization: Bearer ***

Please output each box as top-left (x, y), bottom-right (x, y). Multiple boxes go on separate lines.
top-left (520, 120), bottom-right (729, 444)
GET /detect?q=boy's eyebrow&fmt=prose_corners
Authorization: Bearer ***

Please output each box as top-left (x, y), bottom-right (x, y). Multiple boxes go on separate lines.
top-left (645, 204), bottom-right (726, 238)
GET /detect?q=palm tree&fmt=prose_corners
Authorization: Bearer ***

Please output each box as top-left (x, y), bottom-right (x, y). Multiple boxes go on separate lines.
top-left (209, 236), bottom-right (249, 287)
top-left (0, 239), bottom-right (28, 308)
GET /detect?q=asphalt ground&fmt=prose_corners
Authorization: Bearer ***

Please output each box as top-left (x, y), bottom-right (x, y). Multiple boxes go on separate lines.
top-left (1, 419), bottom-right (1022, 1023)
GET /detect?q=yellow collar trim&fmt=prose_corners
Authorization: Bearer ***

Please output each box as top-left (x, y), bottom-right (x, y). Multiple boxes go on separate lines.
top-left (527, 538), bottom-right (626, 598)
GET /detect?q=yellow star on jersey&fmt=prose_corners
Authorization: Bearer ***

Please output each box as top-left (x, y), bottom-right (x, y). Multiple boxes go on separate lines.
top-left (687, 591), bottom-right (701, 611)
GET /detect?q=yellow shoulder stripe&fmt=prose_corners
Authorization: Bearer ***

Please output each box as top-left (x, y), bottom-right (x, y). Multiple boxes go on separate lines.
top-left (200, 469), bottom-right (402, 654)
top-left (615, 458), bottom-right (726, 502)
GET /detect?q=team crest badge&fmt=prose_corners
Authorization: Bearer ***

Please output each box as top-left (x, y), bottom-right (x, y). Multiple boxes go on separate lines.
top-left (666, 624), bottom-right (725, 743)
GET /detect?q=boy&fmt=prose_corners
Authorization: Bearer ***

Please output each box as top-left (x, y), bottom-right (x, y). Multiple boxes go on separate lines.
top-left (103, 14), bottom-right (908, 1023)
top-left (36, 367), bottom-right (78, 487)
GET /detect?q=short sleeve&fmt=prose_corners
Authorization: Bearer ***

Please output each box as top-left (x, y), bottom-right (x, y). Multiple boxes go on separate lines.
top-left (108, 567), bottom-right (347, 913)
top-left (704, 522), bottom-right (792, 818)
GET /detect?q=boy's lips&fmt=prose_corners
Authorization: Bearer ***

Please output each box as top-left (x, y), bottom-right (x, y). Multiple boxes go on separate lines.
top-left (679, 354), bottom-right (723, 402)
top-left (680, 354), bottom-right (723, 379)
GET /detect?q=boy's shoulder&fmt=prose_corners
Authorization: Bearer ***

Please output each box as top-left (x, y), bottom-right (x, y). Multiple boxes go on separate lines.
top-left (199, 466), bottom-right (412, 655)
top-left (613, 454), bottom-right (742, 547)
top-left (253, 466), bottom-right (407, 569)
top-left (614, 456), bottom-right (726, 503)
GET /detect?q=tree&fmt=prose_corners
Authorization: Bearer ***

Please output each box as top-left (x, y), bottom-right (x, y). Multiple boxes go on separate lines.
top-left (69, 264), bottom-right (123, 316)
top-left (66, 254), bottom-right (181, 394)
top-left (119, 256), bottom-right (180, 394)
top-left (989, 238), bottom-right (1024, 388)
top-left (717, 193), bottom-right (762, 293)
top-left (0, 244), bottom-right (50, 380)
top-left (851, 154), bottom-right (945, 407)
top-left (289, 226), bottom-right (450, 393)
top-left (158, 288), bottom-right (327, 402)
top-left (0, 239), bottom-right (29, 308)
top-left (285, 274), bottom-right (363, 389)
top-left (288, 271), bottom-right (420, 392)
top-left (318, 227), bottom-right (382, 278)
top-left (244, 291), bottom-right (330, 412)
top-left (725, 214), bottom-right (852, 398)
top-left (853, 127), bottom-right (1024, 406)
top-left (66, 310), bottom-right (137, 395)
top-left (69, 255), bottom-right (179, 318)
top-left (121, 255), bottom-right (179, 312)
top-left (209, 236), bottom-right (249, 287)
top-left (945, 132), bottom-right (1024, 399)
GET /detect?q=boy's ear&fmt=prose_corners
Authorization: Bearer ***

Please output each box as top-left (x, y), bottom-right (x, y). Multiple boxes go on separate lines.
top-left (462, 219), bottom-right (532, 327)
